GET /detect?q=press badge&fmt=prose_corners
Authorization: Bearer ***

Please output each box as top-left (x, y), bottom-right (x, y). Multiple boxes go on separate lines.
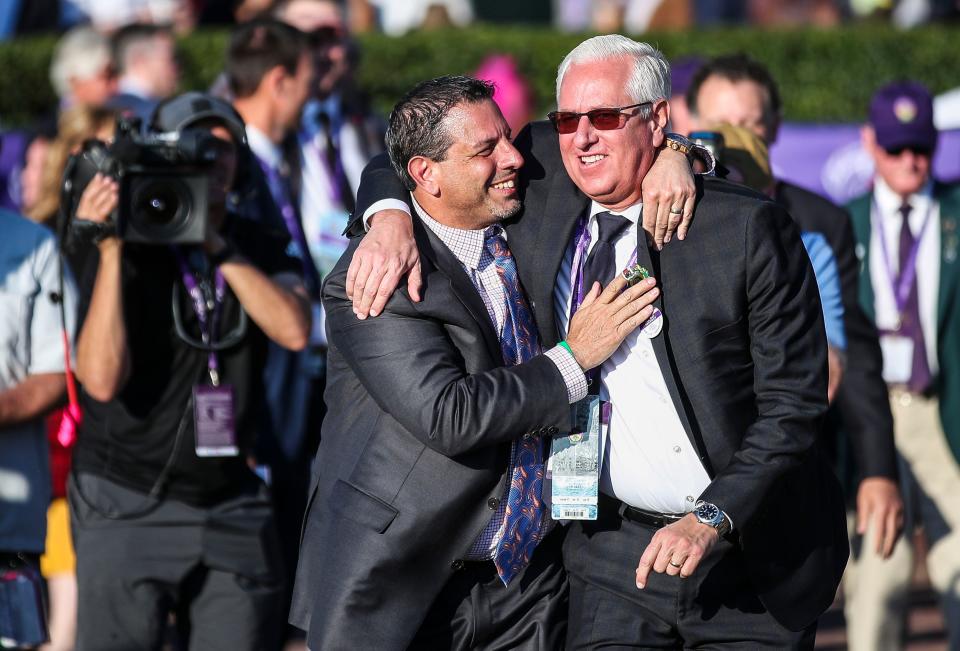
top-left (880, 335), bottom-right (914, 385)
top-left (194, 384), bottom-right (239, 457)
top-left (548, 396), bottom-right (604, 520)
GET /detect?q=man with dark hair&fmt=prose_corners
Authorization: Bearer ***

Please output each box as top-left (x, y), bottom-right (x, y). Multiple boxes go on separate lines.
top-left (687, 52), bottom-right (905, 570)
top-left (67, 92), bottom-right (310, 651)
top-left (109, 23), bottom-right (179, 117)
top-left (227, 19), bottom-right (321, 647)
top-left (290, 74), bottom-right (662, 649)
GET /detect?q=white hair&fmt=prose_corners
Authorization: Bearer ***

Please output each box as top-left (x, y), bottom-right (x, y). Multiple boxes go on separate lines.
top-left (49, 27), bottom-right (112, 99)
top-left (555, 35), bottom-right (671, 110)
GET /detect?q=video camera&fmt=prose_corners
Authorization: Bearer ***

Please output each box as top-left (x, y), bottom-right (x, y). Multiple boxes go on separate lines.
top-left (61, 116), bottom-right (224, 245)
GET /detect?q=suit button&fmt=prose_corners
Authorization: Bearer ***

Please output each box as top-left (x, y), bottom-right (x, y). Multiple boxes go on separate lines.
top-left (488, 497), bottom-right (500, 510)
top-left (451, 559), bottom-right (464, 571)
top-left (548, 426), bottom-right (559, 435)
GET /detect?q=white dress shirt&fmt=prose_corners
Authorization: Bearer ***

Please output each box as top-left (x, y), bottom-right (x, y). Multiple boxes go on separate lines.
top-left (553, 202), bottom-right (711, 515)
top-left (869, 177), bottom-right (940, 377)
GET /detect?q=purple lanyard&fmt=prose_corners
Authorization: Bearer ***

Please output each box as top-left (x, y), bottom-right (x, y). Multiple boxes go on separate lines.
top-left (872, 198), bottom-right (934, 317)
top-left (255, 157), bottom-right (321, 295)
top-left (174, 250), bottom-right (227, 386)
top-left (568, 214), bottom-right (639, 319)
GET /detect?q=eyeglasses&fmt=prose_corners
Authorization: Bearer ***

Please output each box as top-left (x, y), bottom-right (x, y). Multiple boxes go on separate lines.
top-left (547, 102), bottom-right (651, 134)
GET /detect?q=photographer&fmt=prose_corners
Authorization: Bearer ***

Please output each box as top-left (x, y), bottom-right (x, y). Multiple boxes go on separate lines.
top-left (67, 93), bottom-right (309, 651)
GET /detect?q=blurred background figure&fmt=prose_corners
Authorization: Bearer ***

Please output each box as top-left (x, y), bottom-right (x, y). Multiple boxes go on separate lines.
top-left (108, 23), bottom-right (180, 118)
top-left (273, 0), bottom-right (385, 279)
top-left (668, 55), bottom-right (703, 137)
top-left (366, 0), bottom-right (473, 35)
top-left (686, 57), bottom-right (906, 622)
top-left (60, 0), bottom-right (198, 34)
top-left (226, 18), bottom-right (321, 651)
top-left (473, 54), bottom-right (535, 135)
top-left (0, 202), bottom-right (77, 651)
top-left (49, 27), bottom-right (117, 111)
top-left (845, 80), bottom-right (960, 651)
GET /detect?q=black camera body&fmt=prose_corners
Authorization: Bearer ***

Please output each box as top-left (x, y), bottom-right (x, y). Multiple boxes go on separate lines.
top-left (62, 117), bottom-right (222, 245)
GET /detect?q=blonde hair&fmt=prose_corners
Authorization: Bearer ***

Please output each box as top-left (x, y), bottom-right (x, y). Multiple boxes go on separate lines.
top-left (27, 106), bottom-right (116, 226)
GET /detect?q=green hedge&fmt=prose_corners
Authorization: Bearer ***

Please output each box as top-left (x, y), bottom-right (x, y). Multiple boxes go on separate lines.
top-left (1, 24), bottom-right (957, 127)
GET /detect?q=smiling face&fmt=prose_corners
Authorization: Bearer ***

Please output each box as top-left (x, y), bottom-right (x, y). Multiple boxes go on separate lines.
top-left (414, 99), bottom-right (524, 230)
top-left (556, 57), bottom-right (666, 212)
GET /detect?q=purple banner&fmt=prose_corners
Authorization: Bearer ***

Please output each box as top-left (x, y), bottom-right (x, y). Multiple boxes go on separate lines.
top-left (770, 123), bottom-right (960, 206)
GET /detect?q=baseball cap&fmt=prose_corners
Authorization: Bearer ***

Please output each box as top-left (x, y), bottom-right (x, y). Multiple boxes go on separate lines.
top-left (150, 91), bottom-right (247, 146)
top-left (869, 81), bottom-right (937, 152)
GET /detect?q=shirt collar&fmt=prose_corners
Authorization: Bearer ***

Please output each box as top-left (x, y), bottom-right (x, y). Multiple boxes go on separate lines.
top-left (411, 196), bottom-right (499, 271)
top-left (245, 126), bottom-right (283, 170)
top-left (588, 200), bottom-right (642, 225)
top-left (874, 175), bottom-right (934, 218)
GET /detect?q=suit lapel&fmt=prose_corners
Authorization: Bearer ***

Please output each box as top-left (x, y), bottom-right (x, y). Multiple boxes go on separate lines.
top-left (634, 228), bottom-right (708, 465)
top-left (937, 185), bottom-right (960, 331)
top-left (413, 219), bottom-right (503, 363)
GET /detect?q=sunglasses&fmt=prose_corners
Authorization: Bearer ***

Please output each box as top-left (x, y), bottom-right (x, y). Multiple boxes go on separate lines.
top-left (884, 145), bottom-right (933, 158)
top-left (547, 102), bottom-right (651, 134)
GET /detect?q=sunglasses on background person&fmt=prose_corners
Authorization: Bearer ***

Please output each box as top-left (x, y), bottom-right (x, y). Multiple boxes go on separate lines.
top-left (547, 102), bottom-right (652, 134)
top-left (883, 145), bottom-right (933, 158)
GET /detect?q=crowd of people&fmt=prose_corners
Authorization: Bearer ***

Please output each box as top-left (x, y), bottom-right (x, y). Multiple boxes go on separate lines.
top-left (0, 1), bottom-right (958, 650)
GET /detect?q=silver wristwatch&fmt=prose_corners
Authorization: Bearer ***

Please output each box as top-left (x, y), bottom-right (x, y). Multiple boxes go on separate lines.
top-left (694, 500), bottom-right (731, 537)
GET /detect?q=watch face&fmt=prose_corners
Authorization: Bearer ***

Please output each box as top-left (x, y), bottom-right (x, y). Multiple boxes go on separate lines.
top-left (696, 502), bottom-right (721, 524)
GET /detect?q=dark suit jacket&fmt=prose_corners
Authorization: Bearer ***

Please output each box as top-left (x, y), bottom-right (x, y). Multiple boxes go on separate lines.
top-left (848, 181), bottom-right (960, 464)
top-left (289, 215), bottom-right (572, 650)
top-left (775, 181), bottom-right (898, 484)
top-left (351, 120), bottom-right (849, 631)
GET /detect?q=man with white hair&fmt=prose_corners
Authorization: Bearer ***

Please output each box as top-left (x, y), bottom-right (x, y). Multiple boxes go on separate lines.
top-left (354, 34), bottom-right (848, 648)
top-left (49, 26), bottom-right (117, 109)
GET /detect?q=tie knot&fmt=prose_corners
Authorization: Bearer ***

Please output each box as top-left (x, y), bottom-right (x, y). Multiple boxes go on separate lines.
top-left (899, 202), bottom-right (913, 219)
top-left (484, 226), bottom-right (509, 258)
top-left (595, 212), bottom-right (632, 245)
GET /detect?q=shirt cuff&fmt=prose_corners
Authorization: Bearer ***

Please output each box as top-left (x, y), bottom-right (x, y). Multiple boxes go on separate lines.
top-left (544, 345), bottom-right (588, 404)
top-left (361, 199), bottom-right (412, 231)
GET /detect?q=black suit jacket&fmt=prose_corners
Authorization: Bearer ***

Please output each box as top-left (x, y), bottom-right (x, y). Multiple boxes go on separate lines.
top-left (775, 181), bottom-right (898, 483)
top-left (289, 215), bottom-right (571, 650)
top-left (351, 120), bottom-right (849, 631)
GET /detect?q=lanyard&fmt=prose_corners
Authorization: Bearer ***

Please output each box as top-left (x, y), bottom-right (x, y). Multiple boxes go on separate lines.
top-left (174, 250), bottom-right (227, 386)
top-left (568, 214), bottom-right (639, 319)
top-left (872, 198), bottom-right (934, 319)
top-left (255, 157), bottom-right (321, 296)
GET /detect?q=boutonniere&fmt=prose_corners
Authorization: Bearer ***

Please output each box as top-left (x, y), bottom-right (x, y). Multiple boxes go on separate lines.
top-left (945, 217), bottom-right (958, 263)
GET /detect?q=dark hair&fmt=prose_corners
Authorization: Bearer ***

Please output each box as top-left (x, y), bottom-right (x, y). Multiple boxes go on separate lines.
top-left (385, 75), bottom-right (495, 191)
top-left (226, 19), bottom-right (311, 99)
top-left (111, 23), bottom-right (173, 74)
top-left (685, 53), bottom-right (782, 138)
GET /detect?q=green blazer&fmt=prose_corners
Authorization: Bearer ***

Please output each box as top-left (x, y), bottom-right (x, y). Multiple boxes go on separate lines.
top-left (847, 182), bottom-right (960, 463)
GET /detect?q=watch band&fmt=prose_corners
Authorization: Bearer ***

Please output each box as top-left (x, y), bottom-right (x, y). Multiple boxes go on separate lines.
top-left (664, 133), bottom-right (693, 156)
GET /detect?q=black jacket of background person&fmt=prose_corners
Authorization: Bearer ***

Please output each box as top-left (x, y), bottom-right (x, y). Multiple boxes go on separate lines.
top-left (774, 181), bottom-right (898, 486)
top-left (346, 120), bottom-right (849, 632)
top-left (70, 213), bottom-right (299, 505)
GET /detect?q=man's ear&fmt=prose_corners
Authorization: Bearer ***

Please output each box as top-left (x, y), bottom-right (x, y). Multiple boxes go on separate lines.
top-left (408, 156), bottom-right (440, 196)
top-left (265, 65), bottom-right (287, 99)
top-left (650, 98), bottom-right (669, 147)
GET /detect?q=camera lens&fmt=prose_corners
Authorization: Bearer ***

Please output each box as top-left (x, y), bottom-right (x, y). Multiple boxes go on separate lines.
top-left (135, 180), bottom-right (184, 225)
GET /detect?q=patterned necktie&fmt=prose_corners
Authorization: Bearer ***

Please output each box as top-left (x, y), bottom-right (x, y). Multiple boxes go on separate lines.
top-left (581, 211), bottom-right (632, 290)
top-left (897, 202), bottom-right (932, 392)
top-left (484, 228), bottom-right (546, 585)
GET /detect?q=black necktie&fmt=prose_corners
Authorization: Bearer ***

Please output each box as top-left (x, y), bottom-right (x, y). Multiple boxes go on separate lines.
top-left (581, 211), bottom-right (632, 291)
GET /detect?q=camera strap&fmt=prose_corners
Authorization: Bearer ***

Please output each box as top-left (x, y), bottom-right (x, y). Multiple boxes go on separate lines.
top-left (174, 249), bottom-right (239, 458)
